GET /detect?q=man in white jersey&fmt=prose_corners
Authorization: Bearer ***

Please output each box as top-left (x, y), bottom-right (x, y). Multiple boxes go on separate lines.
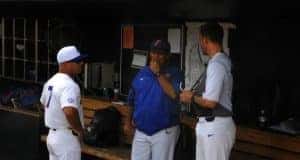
top-left (180, 22), bottom-right (236, 160)
top-left (40, 45), bottom-right (87, 160)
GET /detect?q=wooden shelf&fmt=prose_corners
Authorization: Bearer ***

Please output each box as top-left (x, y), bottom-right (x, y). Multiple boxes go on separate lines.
top-left (235, 126), bottom-right (300, 160)
top-left (237, 126), bottom-right (300, 153)
top-left (234, 141), bottom-right (300, 160)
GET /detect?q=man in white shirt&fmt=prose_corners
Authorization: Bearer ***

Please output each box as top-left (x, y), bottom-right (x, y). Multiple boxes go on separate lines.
top-left (40, 46), bottom-right (87, 160)
top-left (180, 22), bottom-right (236, 160)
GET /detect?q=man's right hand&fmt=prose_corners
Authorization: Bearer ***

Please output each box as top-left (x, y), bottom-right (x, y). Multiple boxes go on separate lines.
top-left (150, 60), bottom-right (161, 75)
top-left (180, 90), bottom-right (194, 104)
top-left (75, 129), bottom-right (84, 144)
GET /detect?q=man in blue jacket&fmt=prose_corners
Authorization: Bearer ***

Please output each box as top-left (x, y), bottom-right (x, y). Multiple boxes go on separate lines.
top-left (128, 39), bottom-right (183, 160)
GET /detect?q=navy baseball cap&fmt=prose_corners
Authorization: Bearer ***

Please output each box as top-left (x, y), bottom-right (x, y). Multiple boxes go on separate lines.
top-left (57, 46), bottom-right (88, 64)
top-left (150, 39), bottom-right (171, 54)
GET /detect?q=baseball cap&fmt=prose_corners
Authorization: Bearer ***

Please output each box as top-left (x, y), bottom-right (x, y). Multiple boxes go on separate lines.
top-left (57, 46), bottom-right (88, 64)
top-left (150, 39), bottom-right (170, 54)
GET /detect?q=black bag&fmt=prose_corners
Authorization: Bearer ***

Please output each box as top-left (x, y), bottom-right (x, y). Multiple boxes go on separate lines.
top-left (83, 106), bottom-right (121, 147)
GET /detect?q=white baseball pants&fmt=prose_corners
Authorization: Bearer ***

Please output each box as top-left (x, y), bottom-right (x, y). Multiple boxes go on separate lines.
top-left (131, 125), bottom-right (180, 160)
top-left (46, 129), bottom-right (81, 160)
top-left (195, 117), bottom-right (236, 160)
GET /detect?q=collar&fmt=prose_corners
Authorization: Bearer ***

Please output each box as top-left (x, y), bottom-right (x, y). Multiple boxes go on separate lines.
top-left (211, 52), bottom-right (222, 60)
top-left (207, 52), bottom-right (223, 65)
top-left (56, 72), bottom-right (74, 80)
top-left (144, 66), bottom-right (158, 77)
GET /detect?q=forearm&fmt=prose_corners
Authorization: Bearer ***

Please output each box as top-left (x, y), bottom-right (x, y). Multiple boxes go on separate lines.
top-left (149, 59), bottom-right (178, 100)
top-left (129, 106), bottom-right (135, 127)
top-left (193, 95), bottom-right (217, 109)
top-left (157, 74), bottom-right (178, 100)
top-left (63, 107), bottom-right (84, 134)
top-left (180, 90), bottom-right (217, 109)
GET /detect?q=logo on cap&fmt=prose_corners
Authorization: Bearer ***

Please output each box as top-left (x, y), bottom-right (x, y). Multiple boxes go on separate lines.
top-left (154, 40), bottom-right (161, 47)
top-left (150, 39), bottom-right (170, 54)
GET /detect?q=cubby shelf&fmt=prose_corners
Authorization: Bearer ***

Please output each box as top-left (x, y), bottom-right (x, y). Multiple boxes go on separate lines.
top-left (0, 17), bottom-right (60, 84)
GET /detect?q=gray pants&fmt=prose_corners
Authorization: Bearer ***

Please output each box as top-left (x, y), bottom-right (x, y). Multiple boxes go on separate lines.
top-left (131, 125), bottom-right (180, 160)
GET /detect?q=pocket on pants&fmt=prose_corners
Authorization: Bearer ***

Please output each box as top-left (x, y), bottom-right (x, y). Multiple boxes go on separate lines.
top-left (195, 122), bottom-right (215, 136)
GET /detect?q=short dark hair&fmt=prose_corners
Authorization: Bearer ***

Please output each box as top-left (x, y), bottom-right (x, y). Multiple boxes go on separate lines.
top-left (199, 22), bottom-right (224, 45)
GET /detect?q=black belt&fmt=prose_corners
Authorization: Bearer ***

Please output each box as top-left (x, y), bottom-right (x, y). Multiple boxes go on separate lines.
top-left (50, 128), bottom-right (79, 136)
top-left (194, 113), bottom-right (233, 122)
top-left (204, 115), bottom-right (215, 122)
top-left (190, 107), bottom-right (215, 122)
top-left (191, 102), bottom-right (232, 122)
top-left (189, 113), bottom-right (215, 122)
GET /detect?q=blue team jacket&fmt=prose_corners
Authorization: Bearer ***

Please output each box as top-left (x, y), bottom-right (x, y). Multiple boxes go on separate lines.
top-left (127, 66), bottom-right (183, 136)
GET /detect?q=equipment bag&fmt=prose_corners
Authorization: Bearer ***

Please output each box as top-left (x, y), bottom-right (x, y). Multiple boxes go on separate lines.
top-left (84, 106), bottom-right (121, 147)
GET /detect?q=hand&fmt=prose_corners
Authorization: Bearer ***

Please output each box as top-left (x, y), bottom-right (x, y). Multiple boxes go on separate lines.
top-left (150, 60), bottom-right (161, 75)
top-left (180, 90), bottom-right (194, 104)
top-left (74, 129), bottom-right (84, 144)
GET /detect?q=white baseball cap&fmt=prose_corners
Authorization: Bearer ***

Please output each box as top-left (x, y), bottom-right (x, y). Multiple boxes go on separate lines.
top-left (57, 45), bottom-right (88, 64)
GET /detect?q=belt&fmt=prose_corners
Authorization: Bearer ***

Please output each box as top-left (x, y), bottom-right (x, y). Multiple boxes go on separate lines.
top-left (194, 114), bottom-right (215, 122)
top-left (190, 101), bottom-right (232, 121)
top-left (50, 128), bottom-right (79, 136)
top-left (192, 110), bottom-right (232, 122)
top-left (204, 115), bottom-right (215, 122)
top-left (197, 116), bottom-right (233, 125)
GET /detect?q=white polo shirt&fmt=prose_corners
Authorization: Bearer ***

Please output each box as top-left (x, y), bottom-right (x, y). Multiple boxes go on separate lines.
top-left (202, 52), bottom-right (233, 111)
top-left (40, 73), bottom-right (84, 129)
